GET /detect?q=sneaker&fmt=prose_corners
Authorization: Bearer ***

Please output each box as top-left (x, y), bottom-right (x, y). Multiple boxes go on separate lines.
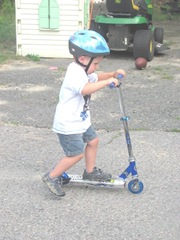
top-left (82, 167), bottom-right (112, 181)
top-left (42, 173), bottom-right (65, 196)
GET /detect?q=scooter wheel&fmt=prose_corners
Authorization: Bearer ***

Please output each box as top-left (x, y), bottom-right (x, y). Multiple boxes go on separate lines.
top-left (128, 179), bottom-right (144, 194)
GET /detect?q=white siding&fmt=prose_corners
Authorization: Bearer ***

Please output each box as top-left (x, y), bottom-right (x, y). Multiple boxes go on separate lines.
top-left (15, 0), bottom-right (89, 58)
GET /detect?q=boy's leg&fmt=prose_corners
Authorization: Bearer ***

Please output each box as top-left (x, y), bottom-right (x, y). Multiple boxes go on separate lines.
top-left (50, 154), bottom-right (84, 179)
top-left (50, 132), bottom-right (85, 178)
top-left (84, 137), bottom-right (99, 173)
top-left (42, 172), bottom-right (65, 196)
top-left (83, 126), bottom-right (112, 181)
top-left (43, 154), bottom-right (83, 196)
top-left (43, 133), bottom-right (84, 196)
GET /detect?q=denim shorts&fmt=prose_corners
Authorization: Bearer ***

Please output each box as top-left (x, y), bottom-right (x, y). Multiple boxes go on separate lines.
top-left (57, 126), bottom-right (97, 157)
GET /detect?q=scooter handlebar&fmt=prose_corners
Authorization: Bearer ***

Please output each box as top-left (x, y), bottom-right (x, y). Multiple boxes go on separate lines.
top-left (108, 74), bottom-right (123, 88)
top-left (109, 82), bottom-right (116, 88)
top-left (116, 73), bottom-right (124, 80)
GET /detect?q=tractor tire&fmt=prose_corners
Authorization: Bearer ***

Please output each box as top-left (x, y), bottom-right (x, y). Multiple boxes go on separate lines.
top-left (133, 30), bottom-right (155, 61)
top-left (154, 27), bottom-right (164, 44)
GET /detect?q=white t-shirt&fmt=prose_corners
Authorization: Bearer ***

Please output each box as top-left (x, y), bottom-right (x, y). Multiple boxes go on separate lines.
top-left (53, 62), bottom-right (98, 134)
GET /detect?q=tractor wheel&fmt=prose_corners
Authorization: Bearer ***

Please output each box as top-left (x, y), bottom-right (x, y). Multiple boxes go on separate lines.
top-left (154, 27), bottom-right (164, 44)
top-left (133, 30), bottom-right (155, 61)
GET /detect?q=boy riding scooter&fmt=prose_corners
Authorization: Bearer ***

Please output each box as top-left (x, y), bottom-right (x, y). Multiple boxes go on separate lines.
top-left (42, 30), bottom-right (125, 196)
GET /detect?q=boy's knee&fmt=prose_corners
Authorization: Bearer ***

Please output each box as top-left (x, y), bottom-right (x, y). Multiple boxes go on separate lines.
top-left (88, 137), bottom-right (99, 147)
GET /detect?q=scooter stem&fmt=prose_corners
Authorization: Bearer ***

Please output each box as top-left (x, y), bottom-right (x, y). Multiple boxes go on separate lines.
top-left (117, 85), bottom-right (134, 159)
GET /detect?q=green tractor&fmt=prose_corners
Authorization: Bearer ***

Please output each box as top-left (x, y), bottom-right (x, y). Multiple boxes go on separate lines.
top-left (90, 0), bottom-right (165, 61)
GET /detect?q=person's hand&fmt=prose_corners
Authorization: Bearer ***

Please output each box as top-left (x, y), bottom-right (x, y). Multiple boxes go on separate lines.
top-left (113, 69), bottom-right (126, 78)
top-left (107, 77), bottom-right (119, 87)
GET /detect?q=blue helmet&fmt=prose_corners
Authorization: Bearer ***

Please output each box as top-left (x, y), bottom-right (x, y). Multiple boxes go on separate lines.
top-left (69, 30), bottom-right (110, 57)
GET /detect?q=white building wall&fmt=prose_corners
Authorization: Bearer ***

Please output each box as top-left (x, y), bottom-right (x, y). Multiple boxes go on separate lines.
top-left (15, 0), bottom-right (89, 58)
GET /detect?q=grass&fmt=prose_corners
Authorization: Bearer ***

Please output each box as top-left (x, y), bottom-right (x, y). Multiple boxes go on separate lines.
top-left (0, 0), bottom-right (40, 63)
top-left (0, 0), bottom-right (16, 63)
top-left (0, 45), bottom-right (22, 63)
top-left (26, 54), bottom-right (40, 62)
top-left (153, 6), bottom-right (180, 22)
top-left (167, 129), bottom-right (180, 133)
top-left (151, 66), bottom-right (172, 80)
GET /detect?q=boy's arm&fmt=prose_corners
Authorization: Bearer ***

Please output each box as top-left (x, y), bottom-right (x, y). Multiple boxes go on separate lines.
top-left (97, 69), bottom-right (126, 81)
top-left (97, 72), bottom-right (114, 81)
top-left (81, 69), bottom-right (126, 95)
top-left (81, 77), bottom-right (118, 96)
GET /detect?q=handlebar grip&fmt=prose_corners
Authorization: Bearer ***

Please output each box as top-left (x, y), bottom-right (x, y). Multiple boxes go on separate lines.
top-left (116, 73), bottom-right (123, 80)
top-left (109, 82), bottom-right (116, 88)
top-left (108, 74), bottom-right (124, 89)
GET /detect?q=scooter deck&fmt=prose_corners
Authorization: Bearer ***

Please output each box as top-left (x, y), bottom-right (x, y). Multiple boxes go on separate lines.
top-left (65, 175), bottom-right (126, 189)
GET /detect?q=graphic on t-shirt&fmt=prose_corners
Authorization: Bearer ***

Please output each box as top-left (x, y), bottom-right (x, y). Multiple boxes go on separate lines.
top-left (80, 94), bottom-right (91, 121)
top-left (80, 73), bottom-right (97, 121)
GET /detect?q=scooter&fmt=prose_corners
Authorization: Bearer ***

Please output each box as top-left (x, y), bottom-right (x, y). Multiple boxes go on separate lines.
top-left (61, 75), bottom-right (144, 194)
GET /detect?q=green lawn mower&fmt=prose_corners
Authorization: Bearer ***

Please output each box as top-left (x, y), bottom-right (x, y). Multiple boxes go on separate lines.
top-left (90, 0), bottom-right (165, 61)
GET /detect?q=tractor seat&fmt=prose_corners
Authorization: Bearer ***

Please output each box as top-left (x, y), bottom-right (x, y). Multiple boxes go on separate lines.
top-left (106, 0), bottom-right (148, 18)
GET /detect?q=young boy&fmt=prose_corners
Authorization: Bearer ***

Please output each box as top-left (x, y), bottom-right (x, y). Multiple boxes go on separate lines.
top-left (42, 30), bottom-right (125, 196)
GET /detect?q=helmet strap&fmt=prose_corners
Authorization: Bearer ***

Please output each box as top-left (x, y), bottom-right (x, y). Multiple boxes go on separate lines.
top-left (75, 56), bottom-right (87, 68)
top-left (75, 56), bottom-right (94, 74)
top-left (85, 57), bottom-right (94, 73)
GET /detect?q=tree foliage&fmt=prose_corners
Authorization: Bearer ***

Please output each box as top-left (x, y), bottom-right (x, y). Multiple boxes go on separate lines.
top-left (0, 0), bottom-right (15, 47)
top-left (152, 0), bottom-right (179, 7)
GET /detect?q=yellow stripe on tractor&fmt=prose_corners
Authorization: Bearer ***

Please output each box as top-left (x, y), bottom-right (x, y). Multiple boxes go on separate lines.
top-left (132, 0), bottom-right (139, 11)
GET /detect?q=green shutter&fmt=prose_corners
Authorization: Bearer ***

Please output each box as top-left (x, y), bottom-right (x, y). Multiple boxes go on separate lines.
top-left (38, 0), bottom-right (59, 29)
top-left (39, 0), bottom-right (49, 29)
top-left (50, 1), bottom-right (59, 29)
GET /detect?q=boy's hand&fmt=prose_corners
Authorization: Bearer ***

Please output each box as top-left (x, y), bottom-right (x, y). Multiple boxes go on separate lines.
top-left (107, 77), bottom-right (119, 87)
top-left (113, 69), bottom-right (126, 79)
